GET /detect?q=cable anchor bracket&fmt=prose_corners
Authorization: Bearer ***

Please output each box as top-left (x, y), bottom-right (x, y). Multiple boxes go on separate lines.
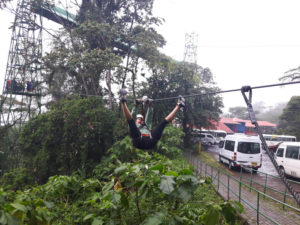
top-left (241, 86), bottom-right (257, 124)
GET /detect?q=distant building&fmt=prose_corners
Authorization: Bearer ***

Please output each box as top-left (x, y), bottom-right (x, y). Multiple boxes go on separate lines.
top-left (209, 117), bottom-right (276, 135)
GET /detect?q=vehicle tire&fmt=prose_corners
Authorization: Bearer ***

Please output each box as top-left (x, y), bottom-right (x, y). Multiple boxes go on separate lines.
top-left (218, 155), bottom-right (222, 163)
top-left (208, 142), bottom-right (212, 146)
top-left (279, 167), bottom-right (285, 176)
top-left (228, 162), bottom-right (232, 170)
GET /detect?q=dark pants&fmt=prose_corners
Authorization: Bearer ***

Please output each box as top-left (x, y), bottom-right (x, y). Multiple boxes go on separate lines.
top-left (128, 119), bottom-right (169, 150)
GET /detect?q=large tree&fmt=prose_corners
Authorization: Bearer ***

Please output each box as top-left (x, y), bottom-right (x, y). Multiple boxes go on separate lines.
top-left (17, 97), bottom-right (121, 184)
top-left (43, 0), bottom-right (165, 108)
top-left (139, 53), bottom-right (223, 146)
top-left (277, 96), bottom-right (300, 139)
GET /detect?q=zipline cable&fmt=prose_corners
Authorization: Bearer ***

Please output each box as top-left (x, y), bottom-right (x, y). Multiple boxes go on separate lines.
top-left (47, 80), bottom-right (300, 100)
top-left (152, 80), bottom-right (300, 102)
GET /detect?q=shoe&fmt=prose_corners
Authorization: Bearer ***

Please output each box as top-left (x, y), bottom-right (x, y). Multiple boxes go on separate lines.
top-left (177, 95), bottom-right (185, 108)
top-left (119, 89), bottom-right (127, 103)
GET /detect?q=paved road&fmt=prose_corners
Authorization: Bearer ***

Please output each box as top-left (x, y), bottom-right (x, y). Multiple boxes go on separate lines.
top-left (186, 151), bottom-right (300, 225)
top-left (206, 145), bottom-right (300, 193)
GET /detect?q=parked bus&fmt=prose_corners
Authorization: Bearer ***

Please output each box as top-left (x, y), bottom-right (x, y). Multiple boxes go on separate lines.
top-left (263, 134), bottom-right (297, 150)
top-left (209, 130), bottom-right (227, 144)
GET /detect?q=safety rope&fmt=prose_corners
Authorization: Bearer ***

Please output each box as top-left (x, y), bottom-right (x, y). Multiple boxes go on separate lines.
top-left (241, 86), bottom-right (300, 207)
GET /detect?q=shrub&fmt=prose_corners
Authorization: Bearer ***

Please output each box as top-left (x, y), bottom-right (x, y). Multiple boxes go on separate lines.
top-left (18, 97), bottom-right (119, 184)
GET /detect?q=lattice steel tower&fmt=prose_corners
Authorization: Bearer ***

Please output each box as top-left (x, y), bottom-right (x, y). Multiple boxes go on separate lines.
top-left (0, 0), bottom-right (43, 171)
top-left (183, 32), bottom-right (198, 64)
top-left (0, 0), bottom-right (43, 128)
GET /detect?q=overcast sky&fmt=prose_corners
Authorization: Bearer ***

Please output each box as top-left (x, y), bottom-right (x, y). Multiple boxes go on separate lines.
top-left (1, 0), bottom-right (300, 112)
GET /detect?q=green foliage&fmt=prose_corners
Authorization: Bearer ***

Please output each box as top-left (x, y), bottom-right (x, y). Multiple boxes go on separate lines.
top-left (17, 97), bottom-right (118, 184)
top-left (1, 130), bottom-right (244, 225)
top-left (278, 96), bottom-right (300, 139)
top-left (155, 126), bottom-right (184, 159)
top-left (0, 168), bottom-right (35, 191)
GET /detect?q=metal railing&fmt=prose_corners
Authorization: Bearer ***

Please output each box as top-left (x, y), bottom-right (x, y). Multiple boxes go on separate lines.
top-left (237, 167), bottom-right (300, 209)
top-left (186, 152), bottom-right (300, 225)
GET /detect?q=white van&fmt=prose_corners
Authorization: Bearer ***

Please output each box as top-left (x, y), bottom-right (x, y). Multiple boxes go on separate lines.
top-left (275, 142), bottom-right (300, 179)
top-left (200, 133), bottom-right (217, 145)
top-left (218, 135), bottom-right (262, 170)
top-left (191, 131), bottom-right (217, 145)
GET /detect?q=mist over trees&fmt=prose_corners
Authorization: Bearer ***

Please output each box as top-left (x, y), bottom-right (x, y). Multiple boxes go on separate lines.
top-left (277, 96), bottom-right (300, 139)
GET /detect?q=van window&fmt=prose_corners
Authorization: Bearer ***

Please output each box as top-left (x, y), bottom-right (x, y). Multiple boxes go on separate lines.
top-left (207, 135), bottom-right (214, 139)
top-left (225, 140), bottom-right (235, 151)
top-left (285, 146), bottom-right (300, 160)
top-left (276, 148), bottom-right (284, 157)
top-left (237, 142), bottom-right (260, 154)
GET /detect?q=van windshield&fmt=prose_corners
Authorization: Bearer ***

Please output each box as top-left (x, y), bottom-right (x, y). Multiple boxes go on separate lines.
top-left (238, 142), bottom-right (260, 154)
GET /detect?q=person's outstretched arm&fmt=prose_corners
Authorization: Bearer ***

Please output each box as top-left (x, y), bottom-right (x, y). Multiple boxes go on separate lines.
top-left (165, 96), bottom-right (185, 122)
top-left (121, 101), bottom-right (133, 121)
top-left (165, 105), bottom-right (180, 123)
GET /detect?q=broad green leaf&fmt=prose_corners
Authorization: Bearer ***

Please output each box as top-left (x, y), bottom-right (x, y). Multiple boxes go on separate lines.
top-left (203, 204), bottom-right (221, 225)
top-left (230, 200), bottom-right (244, 213)
top-left (141, 212), bottom-right (165, 225)
top-left (114, 165), bottom-right (127, 174)
top-left (132, 165), bottom-right (141, 173)
top-left (0, 213), bottom-right (7, 224)
top-left (11, 203), bottom-right (28, 213)
top-left (159, 175), bottom-right (176, 194)
top-left (83, 214), bottom-right (95, 221)
top-left (92, 217), bottom-right (104, 225)
top-left (177, 185), bottom-right (192, 203)
top-left (7, 214), bottom-right (20, 225)
top-left (179, 169), bottom-right (193, 175)
top-left (110, 192), bottom-right (121, 204)
top-left (221, 202), bottom-right (236, 225)
top-left (164, 171), bottom-right (178, 177)
top-left (150, 164), bottom-right (164, 173)
top-left (44, 201), bottom-right (55, 209)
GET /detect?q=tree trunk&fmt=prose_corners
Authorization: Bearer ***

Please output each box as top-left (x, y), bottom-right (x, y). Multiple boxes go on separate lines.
top-left (106, 70), bottom-right (113, 110)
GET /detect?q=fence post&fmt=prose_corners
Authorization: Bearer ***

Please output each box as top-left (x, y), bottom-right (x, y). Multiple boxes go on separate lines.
top-left (217, 170), bottom-right (220, 191)
top-left (283, 186), bottom-right (287, 210)
top-left (239, 180), bottom-right (242, 203)
top-left (257, 192), bottom-right (260, 225)
top-left (228, 174), bottom-right (230, 200)
top-left (263, 173), bottom-right (268, 198)
top-left (211, 165), bottom-right (213, 179)
top-left (250, 169), bottom-right (253, 192)
top-left (205, 163), bottom-right (207, 176)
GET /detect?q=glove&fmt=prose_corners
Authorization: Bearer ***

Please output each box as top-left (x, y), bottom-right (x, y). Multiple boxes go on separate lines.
top-left (177, 95), bottom-right (185, 108)
top-left (119, 89), bottom-right (127, 103)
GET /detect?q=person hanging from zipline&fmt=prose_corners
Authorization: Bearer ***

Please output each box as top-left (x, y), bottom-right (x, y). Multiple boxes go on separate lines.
top-left (120, 89), bottom-right (185, 150)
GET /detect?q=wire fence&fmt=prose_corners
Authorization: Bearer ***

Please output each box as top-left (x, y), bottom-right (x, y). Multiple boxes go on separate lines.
top-left (185, 152), bottom-right (300, 225)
